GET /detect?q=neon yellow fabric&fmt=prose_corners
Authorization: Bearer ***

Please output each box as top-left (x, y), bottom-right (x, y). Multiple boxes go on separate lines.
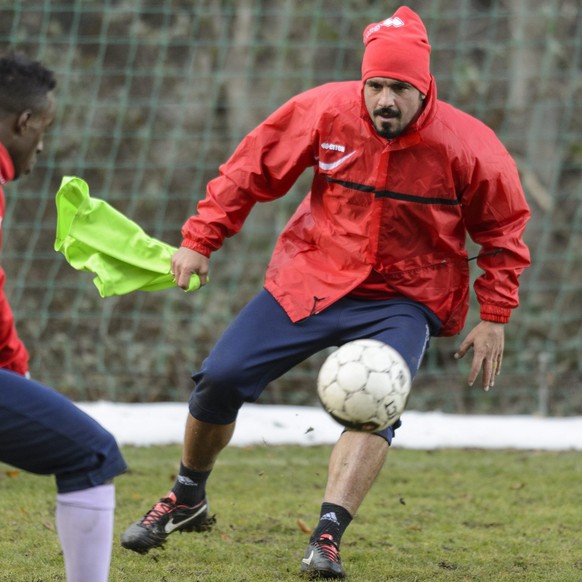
top-left (54, 176), bottom-right (199, 297)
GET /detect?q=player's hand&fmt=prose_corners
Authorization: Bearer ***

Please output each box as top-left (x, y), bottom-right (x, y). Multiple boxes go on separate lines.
top-left (454, 321), bottom-right (505, 391)
top-left (171, 247), bottom-right (209, 289)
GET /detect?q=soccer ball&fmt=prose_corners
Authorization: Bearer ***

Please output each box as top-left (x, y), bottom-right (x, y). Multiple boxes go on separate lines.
top-left (317, 339), bottom-right (411, 432)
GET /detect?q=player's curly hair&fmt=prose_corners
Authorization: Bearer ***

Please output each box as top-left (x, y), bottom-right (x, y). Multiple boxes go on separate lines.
top-left (0, 51), bottom-right (56, 117)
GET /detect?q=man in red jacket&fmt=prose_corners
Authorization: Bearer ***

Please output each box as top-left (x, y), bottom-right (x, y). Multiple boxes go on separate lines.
top-left (0, 59), bottom-right (47, 375)
top-left (122, 7), bottom-right (530, 578)
top-left (0, 52), bottom-right (127, 582)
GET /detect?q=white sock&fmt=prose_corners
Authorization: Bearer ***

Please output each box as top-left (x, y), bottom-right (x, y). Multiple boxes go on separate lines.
top-left (56, 483), bottom-right (116, 582)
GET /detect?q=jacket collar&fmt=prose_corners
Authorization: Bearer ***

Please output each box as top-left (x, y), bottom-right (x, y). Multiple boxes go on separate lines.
top-left (0, 142), bottom-right (15, 185)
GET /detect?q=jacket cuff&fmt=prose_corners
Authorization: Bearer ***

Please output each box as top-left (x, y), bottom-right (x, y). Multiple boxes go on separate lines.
top-left (180, 239), bottom-right (212, 258)
top-left (480, 304), bottom-right (511, 324)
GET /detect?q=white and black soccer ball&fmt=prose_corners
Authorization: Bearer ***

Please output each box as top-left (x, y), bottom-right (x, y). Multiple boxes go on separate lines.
top-left (317, 339), bottom-right (411, 432)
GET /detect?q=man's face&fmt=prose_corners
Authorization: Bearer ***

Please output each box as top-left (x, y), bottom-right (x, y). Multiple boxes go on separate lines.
top-left (364, 78), bottom-right (425, 139)
top-left (8, 91), bottom-right (56, 179)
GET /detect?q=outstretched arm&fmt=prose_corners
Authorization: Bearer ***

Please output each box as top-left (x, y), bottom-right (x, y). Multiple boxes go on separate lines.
top-left (0, 280), bottom-right (29, 375)
top-left (454, 320), bottom-right (504, 391)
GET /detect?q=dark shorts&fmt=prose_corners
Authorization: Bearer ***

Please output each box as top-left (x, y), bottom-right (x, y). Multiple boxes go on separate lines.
top-left (189, 290), bottom-right (441, 444)
top-left (0, 370), bottom-right (127, 493)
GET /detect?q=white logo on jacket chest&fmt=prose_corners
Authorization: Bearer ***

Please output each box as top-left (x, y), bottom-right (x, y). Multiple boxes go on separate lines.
top-left (321, 142), bottom-right (346, 153)
top-left (318, 151), bottom-right (356, 171)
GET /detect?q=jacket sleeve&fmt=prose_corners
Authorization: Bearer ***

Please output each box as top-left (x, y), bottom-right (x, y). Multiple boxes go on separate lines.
top-left (0, 269), bottom-right (29, 375)
top-left (181, 92), bottom-right (319, 256)
top-left (461, 147), bottom-right (531, 324)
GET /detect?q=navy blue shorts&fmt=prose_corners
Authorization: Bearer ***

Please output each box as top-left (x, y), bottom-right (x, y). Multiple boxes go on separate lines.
top-left (190, 290), bottom-right (441, 444)
top-left (0, 370), bottom-right (127, 493)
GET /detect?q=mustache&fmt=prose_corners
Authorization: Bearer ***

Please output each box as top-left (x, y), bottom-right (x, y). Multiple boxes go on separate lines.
top-left (374, 107), bottom-right (400, 118)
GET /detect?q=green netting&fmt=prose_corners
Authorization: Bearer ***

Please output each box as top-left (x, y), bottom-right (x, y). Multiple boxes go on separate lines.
top-left (1, 0), bottom-right (581, 414)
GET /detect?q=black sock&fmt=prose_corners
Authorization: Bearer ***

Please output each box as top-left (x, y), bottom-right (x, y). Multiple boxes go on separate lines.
top-left (171, 462), bottom-right (211, 506)
top-left (310, 502), bottom-right (353, 546)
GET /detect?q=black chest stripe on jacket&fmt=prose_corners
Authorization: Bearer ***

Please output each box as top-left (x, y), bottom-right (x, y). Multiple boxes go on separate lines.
top-left (326, 177), bottom-right (460, 206)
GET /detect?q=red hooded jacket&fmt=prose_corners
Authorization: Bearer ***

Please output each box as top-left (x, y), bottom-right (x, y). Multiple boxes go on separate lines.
top-left (0, 143), bottom-right (29, 374)
top-left (181, 79), bottom-right (530, 336)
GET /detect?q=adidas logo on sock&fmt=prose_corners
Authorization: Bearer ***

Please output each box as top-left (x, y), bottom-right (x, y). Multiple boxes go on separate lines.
top-left (321, 511), bottom-right (340, 525)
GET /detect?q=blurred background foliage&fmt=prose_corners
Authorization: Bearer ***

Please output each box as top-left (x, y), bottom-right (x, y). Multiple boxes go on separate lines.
top-left (0, 0), bottom-right (580, 414)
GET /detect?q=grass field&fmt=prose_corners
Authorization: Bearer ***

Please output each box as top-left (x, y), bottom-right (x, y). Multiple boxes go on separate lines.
top-left (1, 444), bottom-right (581, 581)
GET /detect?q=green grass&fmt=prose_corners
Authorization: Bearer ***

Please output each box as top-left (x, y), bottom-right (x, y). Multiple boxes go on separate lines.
top-left (1, 445), bottom-right (582, 581)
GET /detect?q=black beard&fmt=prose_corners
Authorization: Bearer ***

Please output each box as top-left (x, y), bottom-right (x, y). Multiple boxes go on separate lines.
top-left (376, 122), bottom-right (401, 140)
top-left (373, 107), bottom-right (401, 139)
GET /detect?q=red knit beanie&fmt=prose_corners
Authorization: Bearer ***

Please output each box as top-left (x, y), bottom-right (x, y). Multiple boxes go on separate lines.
top-left (361, 6), bottom-right (431, 94)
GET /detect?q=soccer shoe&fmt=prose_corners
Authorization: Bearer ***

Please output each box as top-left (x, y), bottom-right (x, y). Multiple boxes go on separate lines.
top-left (300, 533), bottom-right (346, 579)
top-left (121, 492), bottom-right (215, 554)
